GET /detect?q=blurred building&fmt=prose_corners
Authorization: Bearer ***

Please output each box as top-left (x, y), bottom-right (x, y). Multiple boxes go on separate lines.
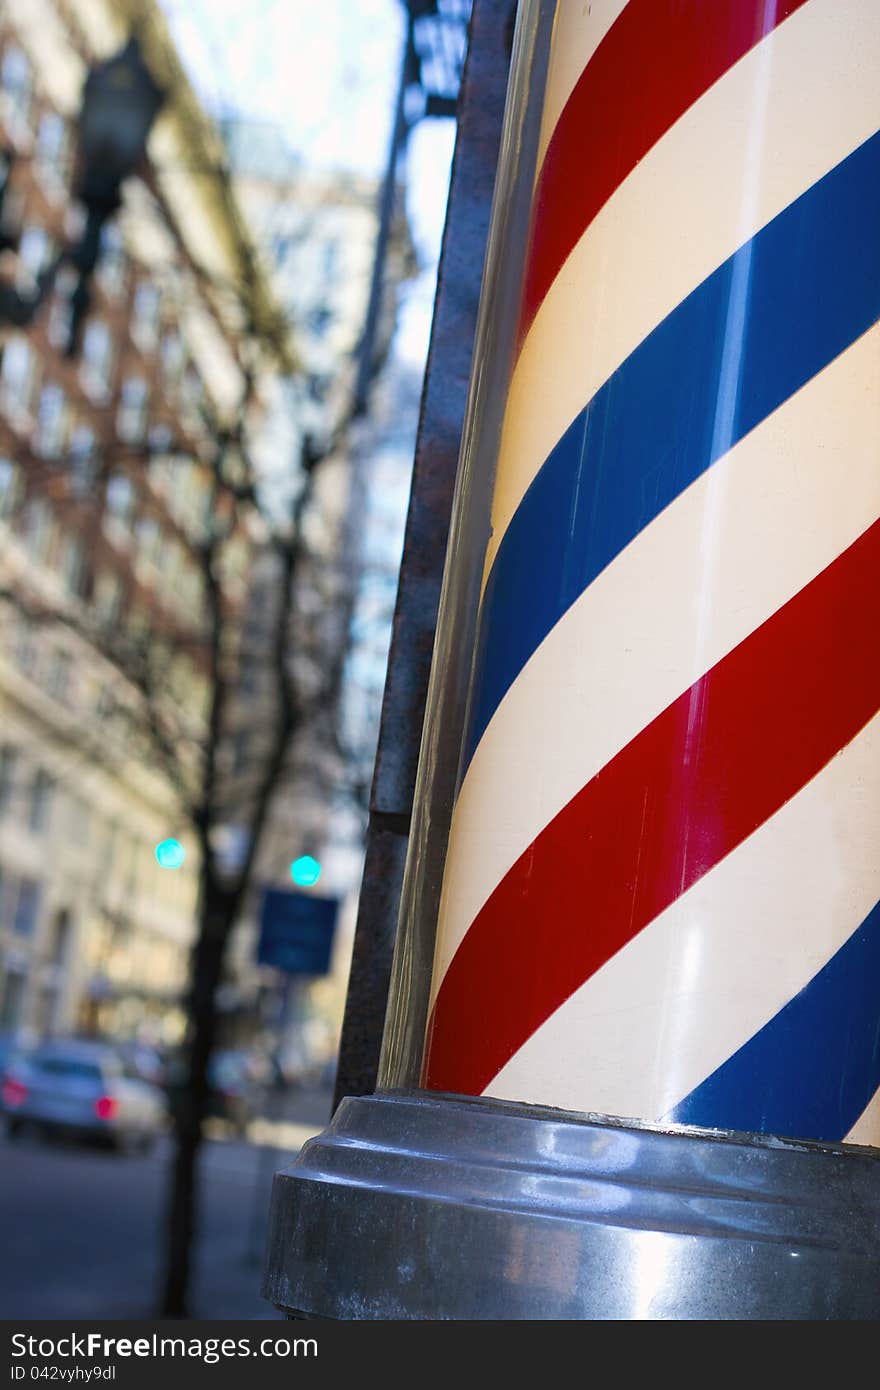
top-left (0, 0), bottom-right (283, 1045)
top-left (215, 117), bottom-right (419, 1048)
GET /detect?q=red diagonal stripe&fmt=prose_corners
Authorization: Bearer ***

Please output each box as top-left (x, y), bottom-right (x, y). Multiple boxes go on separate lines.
top-left (423, 516), bottom-right (880, 1098)
top-left (517, 0), bottom-right (810, 351)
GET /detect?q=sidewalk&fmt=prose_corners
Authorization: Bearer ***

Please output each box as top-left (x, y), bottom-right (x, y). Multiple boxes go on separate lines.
top-left (0, 1085), bottom-right (332, 1320)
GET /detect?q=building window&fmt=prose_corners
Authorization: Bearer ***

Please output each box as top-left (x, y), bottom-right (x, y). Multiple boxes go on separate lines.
top-left (0, 149), bottom-right (23, 245)
top-left (58, 535), bottom-right (85, 597)
top-left (0, 334), bottom-right (38, 418)
top-left (22, 498), bottom-right (55, 565)
top-left (148, 454), bottom-right (169, 492)
top-left (159, 328), bottom-right (184, 386)
top-left (179, 566), bottom-right (203, 618)
top-left (80, 319), bottom-right (114, 404)
top-left (17, 225), bottom-right (54, 280)
top-left (35, 383), bottom-right (69, 459)
top-left (95, 681), bottom-right (117, 721)
top-left (45, 647), bottom-right (72, 701)
top-left (0, 457), bottom-right (20, 518)
top-left (93, 571), bottom-right (122, 626)
top-left (47, 266), bottom-right (77, 353)
top-left (96, 223), bottom-right (127, 299)
top-left (159, 539), bottom-right (183, 600)
top-left (105, 474), bottom-right (135, 526)
top-left (136, 515), bottom-right (160, 569)
top-left (1, 45), bottom-right (32, 129)
top-left (175, 461), bottom-right (210, 540)
top-left (47, 908), bottom-right (73, 966)
top-left (0, 966), bottom-right (26, 1031)
top-left (34, 112), bottom-right (70, 198)
top-left (181, 365), bottom-right (206, 436)
top-left (148, 423), bottom-right (173, 454)
top-left (28, 770), bottom-right (52, 834)
top-left (131, 281), bottom-right (161, 353)
top-left (169, 458), bottom-right (191, 525)
top-left (68, 425), bottom-right (97, 498)
top-left (126, 604), bottom-right (148, 646)
top-left (33, 982), bottom-right (60, 1039)
top-left (152, 530), bottom-right (172, 578)
top-left (15, 615), bottom-right (35, 678)
top-left (0, 745), bottom-right (18, 817)
top-left (117, 376), bottom-right (148, 443)
top-left (12, 877), bottom-right (42, 936)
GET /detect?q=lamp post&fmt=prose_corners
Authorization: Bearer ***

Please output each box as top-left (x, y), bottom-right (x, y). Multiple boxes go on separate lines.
top-left (352, 0), bottom-right (470, 416)
top-left (0, 36), bottom-right (164, 350)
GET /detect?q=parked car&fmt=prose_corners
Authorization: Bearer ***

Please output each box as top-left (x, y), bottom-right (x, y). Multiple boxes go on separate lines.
top-left (165, 1048), bottom-right (265, 1136)
top-left (2, 1039), bottom-right (166, 1152)
top-left (116, 1039), bottom-right (166, 1088)
top-left (0, 1033), bottom-right (26, 1093)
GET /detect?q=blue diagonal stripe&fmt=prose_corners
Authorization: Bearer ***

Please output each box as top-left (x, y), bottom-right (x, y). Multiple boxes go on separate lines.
top-left (463, 130), bottom-right (880, 772)
top-left (664, 899), bottom-right (880, 1142)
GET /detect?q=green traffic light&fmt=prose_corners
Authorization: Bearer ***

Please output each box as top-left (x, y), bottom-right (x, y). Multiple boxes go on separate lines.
top-left (155, 837), bottom-right (185, 869)
top-left (290, 854), bottom-right (321, 887)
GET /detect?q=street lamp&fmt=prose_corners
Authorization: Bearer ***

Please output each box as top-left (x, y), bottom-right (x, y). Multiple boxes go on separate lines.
top-left (0, 36), bottom-right (164, 350)
top-left (352, 0), bottom-right (471, 415)
top-left (65, 37), bottom-right (165, 355)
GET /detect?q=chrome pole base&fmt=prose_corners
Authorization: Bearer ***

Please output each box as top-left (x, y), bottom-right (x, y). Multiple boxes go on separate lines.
top-left (263, 1090), bottom-right (880, 1319)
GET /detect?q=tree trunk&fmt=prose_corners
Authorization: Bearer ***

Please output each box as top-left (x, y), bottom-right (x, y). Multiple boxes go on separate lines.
top-left (160, 882), bottom-right (236, 1317)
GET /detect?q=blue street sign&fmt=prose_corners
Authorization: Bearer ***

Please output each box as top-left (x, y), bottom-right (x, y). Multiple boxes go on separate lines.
top-left (257, 888), bottom-right (339, 976)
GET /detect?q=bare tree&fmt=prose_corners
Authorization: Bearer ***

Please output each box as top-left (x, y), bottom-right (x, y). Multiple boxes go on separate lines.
top-left (0, 17), bottom-right (412, 1298)
top-left (0, 311), bottom-right (389, 1315)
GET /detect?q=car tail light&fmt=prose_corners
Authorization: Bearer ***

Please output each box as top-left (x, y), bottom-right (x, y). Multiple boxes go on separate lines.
top-left (94, 1095), bottom-right (118, 1121)
top-left (2, 1078), bottom-right (27, 1108)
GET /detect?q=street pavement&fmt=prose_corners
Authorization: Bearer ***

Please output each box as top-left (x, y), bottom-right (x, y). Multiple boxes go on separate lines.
top-left (0, 1084), bottom-right (332, 1320)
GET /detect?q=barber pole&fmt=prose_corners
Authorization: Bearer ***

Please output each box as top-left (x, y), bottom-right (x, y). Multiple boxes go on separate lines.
top-left (265, 0), bottom-right (880, 1319)
top-left (422, 0), bottom-right (880, 1145)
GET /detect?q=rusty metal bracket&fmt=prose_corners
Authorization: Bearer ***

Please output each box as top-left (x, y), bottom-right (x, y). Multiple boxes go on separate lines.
top-left (333, 0), bottom-right (517, 1107)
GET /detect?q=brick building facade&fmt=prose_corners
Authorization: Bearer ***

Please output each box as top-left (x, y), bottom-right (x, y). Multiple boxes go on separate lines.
top-left (0, 0), bottom-right (283, 1046)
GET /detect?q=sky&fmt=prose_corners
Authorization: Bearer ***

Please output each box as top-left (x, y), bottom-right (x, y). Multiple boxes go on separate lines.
top-left (159, 0), bottom-right (457, 365)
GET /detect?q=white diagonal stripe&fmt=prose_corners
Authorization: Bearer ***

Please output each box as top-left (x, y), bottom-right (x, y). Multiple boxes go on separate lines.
top-left (486, 712), bottom-right (880, 1143)
top-left (846, 1089), bottom-right (880, 1146)
top-left (429, 324), bottom-right (880, 1006)
top-left (533, 0), bottom-right (630, 174)
top-left (485, 0), bottom-right (880, 588)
